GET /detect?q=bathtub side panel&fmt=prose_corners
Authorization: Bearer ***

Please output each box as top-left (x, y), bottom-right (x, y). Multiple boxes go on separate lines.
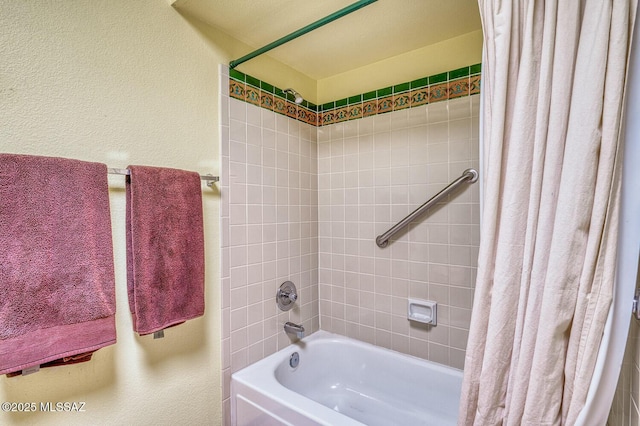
top-left (232, 380), bottom-right (323, 426)
top-left (235, 396), bottom-right (289, 426)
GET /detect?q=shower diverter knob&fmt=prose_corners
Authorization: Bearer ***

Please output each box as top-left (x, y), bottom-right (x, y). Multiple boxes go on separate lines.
top-left (285, 292), bottom-right (297, 302)
top-left (277, 281), bottom-right (298, 311)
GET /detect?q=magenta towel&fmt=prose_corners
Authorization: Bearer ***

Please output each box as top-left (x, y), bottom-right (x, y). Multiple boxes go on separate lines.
top-left (126, 165), bottom-right (205, 335)
top-left (0, 154), bottom-right (116, 375)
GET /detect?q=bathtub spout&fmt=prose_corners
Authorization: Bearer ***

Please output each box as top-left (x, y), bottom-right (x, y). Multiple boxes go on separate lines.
top-left (284, 322), bottom-right (305, 339)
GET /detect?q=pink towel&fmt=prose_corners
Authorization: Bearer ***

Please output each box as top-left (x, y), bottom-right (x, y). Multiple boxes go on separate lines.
top-left (0, 154), bottom-right (116, 376)
top-left (126, 165), bottom-right (205, 335)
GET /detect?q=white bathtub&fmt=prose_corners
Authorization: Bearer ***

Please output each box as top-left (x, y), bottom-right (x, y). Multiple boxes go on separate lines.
top-left (231, 331), bottom-right (463, 426)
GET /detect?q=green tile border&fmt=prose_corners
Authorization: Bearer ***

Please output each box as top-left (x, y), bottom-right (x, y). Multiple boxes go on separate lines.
top-left (377, 86), bottom-right (393, 97)
top-left (393, 82), bottom-right (410, 93)
top-left (348, 94), bottom-right (362, 104)
top-left (411, 77), bottom-right (428, 89)
top-left (449, 67), bottom-right (470, 79)
top-left (321, 101), bottom-right (335, 111)
top-left (228, 63), bottom-right (481, 127)
top-left (229, 68), bottom-right (245, 82)
top-left (429, 72), bottom-right (448, 84)
top-left (363, 90), bottom-right (377, 101)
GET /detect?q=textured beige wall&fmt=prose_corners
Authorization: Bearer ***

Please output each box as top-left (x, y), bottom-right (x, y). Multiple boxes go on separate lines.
top-left (180, 9), bottom-right (481, 107)
top-left (0, 1), bottom-right (483, 424)
top-left (177, 10), bottom-right (319, 105)
top-left (0, 1), bottom-right (229, 424)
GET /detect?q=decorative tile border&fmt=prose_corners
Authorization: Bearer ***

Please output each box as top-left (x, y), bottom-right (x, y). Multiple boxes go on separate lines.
top-left (229, 68), bottom-right (319, 126)
top-left (228, 63), bottom-right (481, 127)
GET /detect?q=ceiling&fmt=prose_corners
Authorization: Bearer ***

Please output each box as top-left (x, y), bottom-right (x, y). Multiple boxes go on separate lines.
top-left (172, 0), bottom-right (482, 80)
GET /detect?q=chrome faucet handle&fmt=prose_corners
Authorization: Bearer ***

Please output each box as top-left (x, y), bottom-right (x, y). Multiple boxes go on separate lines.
top-left (277, 281), bottom-right (298, 311)
top-left (281, 291), bottom-right (297, 303)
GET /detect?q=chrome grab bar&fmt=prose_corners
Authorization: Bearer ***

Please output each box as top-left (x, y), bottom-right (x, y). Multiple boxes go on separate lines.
top-left (375, 168), bottom-right (478, 248)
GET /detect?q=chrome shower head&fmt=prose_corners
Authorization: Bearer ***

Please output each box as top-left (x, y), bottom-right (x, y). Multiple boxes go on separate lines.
top-left (283, 88), bottom-right (304, 104)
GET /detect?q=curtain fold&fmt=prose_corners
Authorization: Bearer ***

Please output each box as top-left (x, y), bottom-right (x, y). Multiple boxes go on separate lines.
top-left (459, 1), bottom-right (637, 424)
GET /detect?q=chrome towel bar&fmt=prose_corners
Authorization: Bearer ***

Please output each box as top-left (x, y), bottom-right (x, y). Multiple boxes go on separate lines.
top-left (375, 168), bottom-right (478, 248)
top-left (108, 168), bottom-right (219, 188)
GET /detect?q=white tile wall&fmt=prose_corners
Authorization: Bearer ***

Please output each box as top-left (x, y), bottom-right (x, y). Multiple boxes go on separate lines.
top-left (317, 95), bottom-right (480, 369)
top-left (221, 65), bottom-right (480, 422)
top-left (220, 69), bottom-right (319, 424)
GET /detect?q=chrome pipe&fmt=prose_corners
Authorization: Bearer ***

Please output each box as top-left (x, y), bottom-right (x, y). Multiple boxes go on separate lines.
top-left (375, 168), bottom-right (478, 248)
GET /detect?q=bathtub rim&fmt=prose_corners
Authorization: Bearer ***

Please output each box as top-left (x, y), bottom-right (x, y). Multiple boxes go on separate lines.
top-left (231, 330), bottom-right (463, 426)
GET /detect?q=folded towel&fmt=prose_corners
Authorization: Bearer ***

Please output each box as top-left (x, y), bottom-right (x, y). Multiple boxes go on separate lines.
top-left (6, 352), bottom-right (94, 377)
top-left (126, 165), bottom-right (205, 335)
top-left (0, 154), bottom-right (117, 375)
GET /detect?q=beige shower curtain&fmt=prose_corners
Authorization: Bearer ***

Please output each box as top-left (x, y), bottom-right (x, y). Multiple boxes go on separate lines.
top-left (459, 1), bottom-right (637, 424)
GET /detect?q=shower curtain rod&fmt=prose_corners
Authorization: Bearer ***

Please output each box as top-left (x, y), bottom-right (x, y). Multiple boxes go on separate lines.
top-left (229, 0), bottom-right (378, 69)
top-left (108, 168), bottom-right (219, 187)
